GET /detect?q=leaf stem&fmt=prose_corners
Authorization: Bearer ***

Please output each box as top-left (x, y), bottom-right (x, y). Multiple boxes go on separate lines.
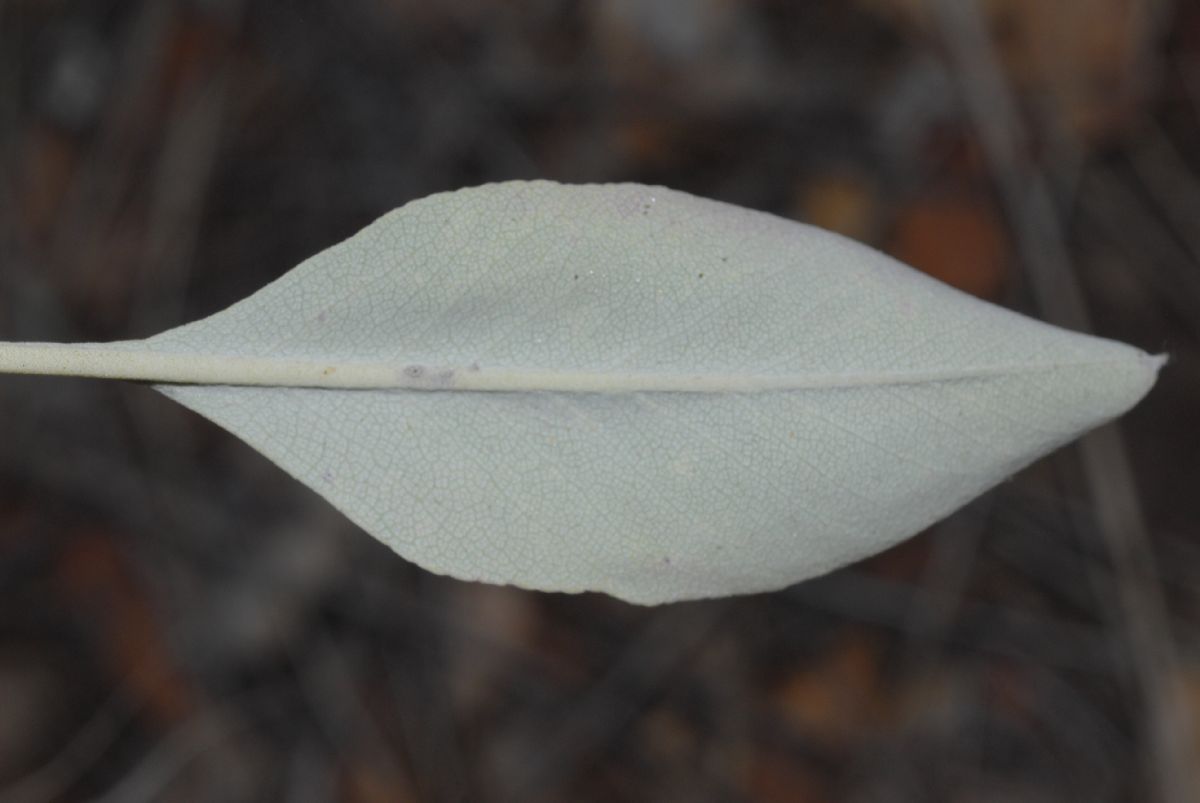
top-left (0, 342), bottom-right (375, 387)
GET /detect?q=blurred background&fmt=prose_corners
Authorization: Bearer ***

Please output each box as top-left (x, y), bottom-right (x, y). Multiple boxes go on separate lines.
top-left (1, 1), bottom-right (1199, 801)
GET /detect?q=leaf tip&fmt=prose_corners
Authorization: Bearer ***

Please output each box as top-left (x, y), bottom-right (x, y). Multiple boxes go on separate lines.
top-left (1106, 347), bottom-right (1166, 421)
top-left (1136, 350), bottom-right (1168, 394)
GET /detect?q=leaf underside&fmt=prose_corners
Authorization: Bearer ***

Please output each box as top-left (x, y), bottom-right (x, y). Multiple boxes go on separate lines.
top-left (108, 182), bottom-right (1159, 603)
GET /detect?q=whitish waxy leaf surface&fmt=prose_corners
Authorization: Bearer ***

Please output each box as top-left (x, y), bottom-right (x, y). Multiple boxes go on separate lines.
top-left (0, 182), bottom-right (1162, 603)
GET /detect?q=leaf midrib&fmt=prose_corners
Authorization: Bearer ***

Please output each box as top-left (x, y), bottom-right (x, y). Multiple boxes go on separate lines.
top-left (0, 341), bottom-right (1163, 393)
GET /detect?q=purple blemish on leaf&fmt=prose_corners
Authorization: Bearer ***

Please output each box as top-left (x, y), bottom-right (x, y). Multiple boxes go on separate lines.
top-left (398, 364), bottom-right (457, 388)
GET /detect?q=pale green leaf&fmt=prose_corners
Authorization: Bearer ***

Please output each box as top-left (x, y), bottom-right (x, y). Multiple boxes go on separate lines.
top-left (0, 181), bottom-right (1162, 603)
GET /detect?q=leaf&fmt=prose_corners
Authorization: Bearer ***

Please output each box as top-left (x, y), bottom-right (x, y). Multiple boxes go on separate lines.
top-left (0, 181), bottom-right (1163, 604)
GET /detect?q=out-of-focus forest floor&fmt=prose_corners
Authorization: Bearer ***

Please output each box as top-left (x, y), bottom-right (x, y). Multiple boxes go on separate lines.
top-left (1, 1), bottom-right (1199, 801)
